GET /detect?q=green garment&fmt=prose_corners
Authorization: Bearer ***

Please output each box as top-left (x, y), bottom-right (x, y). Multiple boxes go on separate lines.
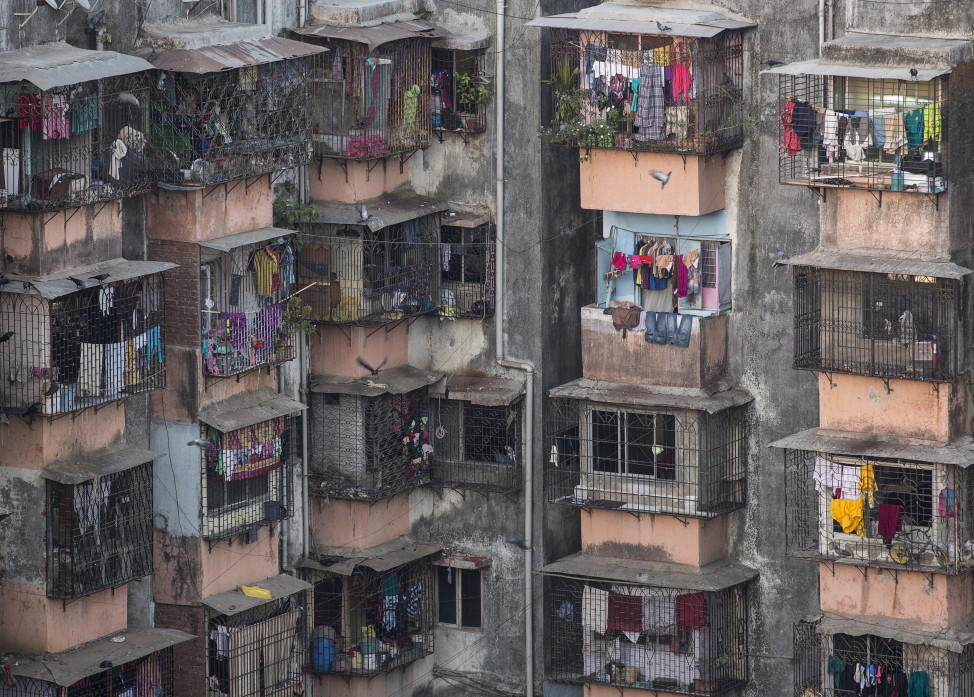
top-left (922, 102), bottom-right (942, 142)
top-left (403, 84), bottom-right (421, 131)
top-left (904, 108), bottom-right (924, 149)
top-left (71, 94), bottom-right (99, 134)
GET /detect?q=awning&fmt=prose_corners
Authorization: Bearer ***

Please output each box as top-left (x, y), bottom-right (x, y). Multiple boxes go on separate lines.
top-left (43, 447), bottom-right (162, 485)
top-left (198, 388), bottom-right (306, 432)
top-left (778, 248), bottom-right (972, 280)
top-left (441, 207), bottom-right (492, 229)
top-left (769, 427), bottom-right (974, 468)
top-left (2, 259), bottom-right (178, 299)
top-left (763, 58), bottom-right (948, 82)
top-left (136, 36), bottom-right (326, 74)
top-left (199, 226), bottom-right (295, 253)
top-left (432, 24), bottom-right (491, 51)
top-left (311, 365), bottom-right (443, 397)
top-left (539, 552), bottom-right (758, 592)
top-left (525, 4), bottom-right (755, 38)
top-left (290, 20), bottom-right (447, 50)
top-left (0, 42), bottom-right (154, 91)
top-left (548, 378), bottom-right (752, 414)
top-left (299, 537), bottom-right (442, 576)
top-left (811, 612), bottom-right (974, 654)
top-left (10, 629), bottom-right (195, 686)
top-left (309, 191), bottom-right (449, 233)
top-left (202, 573), bottom-right (311, 616)
top-left (433, 375), bottom-right (524, 407)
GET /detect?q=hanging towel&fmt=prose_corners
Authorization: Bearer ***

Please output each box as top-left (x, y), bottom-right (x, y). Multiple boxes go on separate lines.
top-left (582, 585), bottom-right (609, 634)
top-left (877, 504), bottom-right (902, 546)
top-left (634, 64), bottom-right (665, 142)
top-left (907, 671), bottom-right (929, 697)
top-left (674, 592), bottom-right (707, 629)
top-left (78, 343), bottom-right (103, 396)
top-left (606, 592), bottom-right (643, 632)
top-left (904, 109), bottom-right (924, 148)
top-left (830, 498), bottom-right (865, 536)
top-left (883, 112), bottom-right (906, 151)
top-left (104, 342), bottom-right (125, 395)
top-left (671, 64), bottom-right (693, 104)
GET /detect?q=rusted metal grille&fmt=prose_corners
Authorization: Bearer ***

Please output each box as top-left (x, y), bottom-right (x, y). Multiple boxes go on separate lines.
top-left (792, 267), bottom-right (957, 381)
top-left (431, 48), bottom-right (489, 135)
top-left (432, 398), bottom-right (522, 492)
top-left (46, 461), bottom-right (153, 599)
top-left (546, 576), bottom-right (748, 695)
top-left (777, 74), bottom-right (947, 193)
top-left (784, 448), bottom-right (974, 574)
top-left (0, 75), bottom-right (152, 211)
top-left (439, 222), bottom-right (495, 319)
top-left (546, 398), bottom-right (746, 516)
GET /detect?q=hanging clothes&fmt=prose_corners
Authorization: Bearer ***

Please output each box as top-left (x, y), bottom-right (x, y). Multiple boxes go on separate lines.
top-left (883, 112), bottom-right (906, 151)
top-left (18, 92), bottom-right (41, 131)
top-left (830, 497), bottom-right (865, 536)
top-left (634, 63), bottom-right (665, 142)
top-left (922, 102), bottom-right (942, 142)
top-left (71, 93), bottom-right (99, 134)
top-left (42, 94), bottom-right (70, 140)
top-left (791, 101), bottom-right (817, 150)
top-left (904, 108), bottom-right (924, 148)
top-left (403, 84), bottom-right (421, 130)
top-left (823, 109), bottom-right (841, 159)
top-left (877, 504), bottom-right (902, 546)
top-left (671, 64), bottom-right (693, 104)
top-left (781, 100), bottom-right (802, 156)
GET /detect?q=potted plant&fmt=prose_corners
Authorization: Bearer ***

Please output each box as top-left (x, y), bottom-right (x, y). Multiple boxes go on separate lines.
top-left (454, 73), bottom-right (493, 130)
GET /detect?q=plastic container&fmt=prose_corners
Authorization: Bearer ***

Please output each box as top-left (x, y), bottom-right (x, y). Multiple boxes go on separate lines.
top-left (891, 169), bottom-right (905, 191)
top-left (310, 637), bottom-right (335, 672)
top-left (360, 638), bottom-right (379, 655)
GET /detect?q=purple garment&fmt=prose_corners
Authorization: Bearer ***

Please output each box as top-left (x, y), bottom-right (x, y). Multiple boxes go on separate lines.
top-left (258, 303), bottom-right (283, 346)
top-left (219, 312), bottom-right (248, 351)
top-left (676, 254), bottom-right (689, 298)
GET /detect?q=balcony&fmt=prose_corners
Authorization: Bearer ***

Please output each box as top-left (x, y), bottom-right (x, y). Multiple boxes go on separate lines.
top-left (431, 45), bottom-right (491, 138)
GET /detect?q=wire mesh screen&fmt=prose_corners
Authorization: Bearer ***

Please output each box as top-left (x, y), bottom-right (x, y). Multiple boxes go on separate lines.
top-left (432, 398), bottom-right (522, 492)
top-left (306, 38), bottom-right (432, 159)
top-left (546, 576), bottom-right (748, 695)
top-left (439, 223), bottom-right (495, 319)
top-left (308, 390), bottom-right (432, 500)
top-left (201, 238), bottom-right (297, 377)
top-left (778, 74), bottom-right (946, 192)
top-left (784, 449), bottom-right (974, 574)
top-left (431, 48), bottom-right (489, 134)
top-left (207, 589), bottom-right (310, 697)
top-left (546, 398), bottom-right (746, 516)
top-left (792, 267), bottom-right (957, 381)
top-left (145, 58), bottom-right (314, 186)
top-left (201, 415), bottom-right (297, 540)
top-left (0, 647), bottom-right (174, 697)
top-left (308, 562), bottom-right (434, 675)
top-left (0, 274), bottom-right (166, 416)
top-left (46, 461), bottom-right (153, 599)
top-left (296, 219), bottom-right (440, 325)
top-left (545, 29), bottom-right (744, 154)
top-left (0, 75), bottom-right (152, 211)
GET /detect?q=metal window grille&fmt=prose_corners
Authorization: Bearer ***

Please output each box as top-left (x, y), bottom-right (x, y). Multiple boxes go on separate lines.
top-left (546, 398), bottom-right (746, 516)
top-left (546, 29), bottom-right (744, 154)
top-left (145, 58), bottom-right (315, 186)
top-left (308, 389), bottom-right (433, 500)
top-left (436, 565), bottom-right (483, 628)
top-left (431, 48), bottom-right (489, 135)
top-left (0, 274), bottom-right (166, 416)
top-left (308, 562), bottom-right (434, 675)
top-left (777, 74), bottom-right (947, 192)
top-left (206, 589), bottom-right (310, 697)
top-left (46, 461), bottom-right (153, 599)
top-left (432, 398), bottom-right (522, 492)
top-left (701, 242), bottom-right (718, 289)
top-left (304, 38), bottom-right (432, 160)
top-left (784, 448), bottom-right (974, 574)
top-left (546, 576), bottom-right (748, 695)
top-left (0, 648), bottom-right (174, 697)
top-left (792, 267), bottom-right (957, 381)
top-left (201, 415), bottom-right (297, 540)
top-left (440, 223), bottom-right (495, 319)
top-left (296, 219), bottom-right (441, 325)
top-left (793, 620), bottom-right (973, 697)
top-left (201, 238), bottom-right (297, 377)
top-left (0, 75), bottom-right (152, 212)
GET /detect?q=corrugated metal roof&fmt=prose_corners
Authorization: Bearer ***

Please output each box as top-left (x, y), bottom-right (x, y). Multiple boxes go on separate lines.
top-left (199, 226), bottom-right (295, 253)
top-left (199, 388), bottom-right (306, 432)
top-left (768, 427), bottom-right (974, 468)
top-left (548, 378), bottom-right (752, 414)
top-left (300, 537), bottom-right (442, 576)
top-left (538, 552), bottom-right (758, 591)
top-left (309, 190), bottom-right (448, 232)
top-left (2, 259), bottom-right (178, 300)
top-left (10, 629), bottom-right (195, 686)
top-left (202, 574), bottom-right (311, 616)
top-left (811, 612), bottom-right (974, 653)
top-left (762, 58), bottom-right (948, 82)
top-left (0, 42), bottom-right (154, 91)
top-left (43, 447), bottom-right (163, 485)
top-left (135, 37), bottom-right (326, 74)
top-left (290, 20), bottom-right (446, 50)
top-left (433, 375), bottom-right (524, 407)
top-left (525, 3), bottom-right (755, 37)
top-left (526, 16), bottom-right (721, 38)
top-left (311, 365), bottom-right (443, 397)
top-left (779, 248), bottom-right (972, 280)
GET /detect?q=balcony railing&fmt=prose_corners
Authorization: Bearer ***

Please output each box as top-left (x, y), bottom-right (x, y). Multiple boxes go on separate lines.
top-left (432, 398), bottom-right (522, 492)
top-left (432, 48), bottom-right (490, 136)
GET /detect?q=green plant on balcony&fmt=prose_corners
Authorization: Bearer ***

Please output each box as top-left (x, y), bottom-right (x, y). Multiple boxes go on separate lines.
top-left (455, 73), bottom-right (494, 111)
top-left (276, 295), bottom-right (316, 359)
top-left (273, 181), bottom-right (319, 230)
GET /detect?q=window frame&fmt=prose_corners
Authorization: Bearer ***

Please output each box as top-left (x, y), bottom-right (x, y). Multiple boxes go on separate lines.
top-left (436, 565), bottom-right (484, 630)
top-left (585, 407), bottom-right (678, 480)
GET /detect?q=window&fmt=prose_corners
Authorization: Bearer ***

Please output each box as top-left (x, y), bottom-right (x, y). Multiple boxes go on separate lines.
top-left (431, 48), bottom-right (489, 133)
top-left (440, 223), bottom-right (495, 318)
top-left (432, 398), bottom-right (521, 491)
top-left (590, 409), bottom-right (676, 479)
top-left (832, 634), bottom-right (903, 673)
top-left (206, 471), bottom-right (271, 511)
top-left (436, 566), bottom-right (483, 628)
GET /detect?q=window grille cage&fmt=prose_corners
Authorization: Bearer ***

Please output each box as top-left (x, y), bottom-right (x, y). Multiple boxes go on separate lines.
top-left (201, 415), bottom-right (297, 540)
top-left (308, 389), bottom-right (433, 500)
top-left (546, 576), bottom-right (748, 695)
top-left (144, 58), bottom-right (315, 186)
top-left (792, 267), bottom-right (957, 381)
top-left (439, 223), bottom-right (495, 319)
top-left (206, 589), bottom-right (310, 697)
top-left (0, 75), bottom-right (152, 211)
top-left (784, 448), bottom-right (974, 574)
top-left (794, 620), bottom-right (973, 697)
top-left (46, 461), bottom-right (153, 599)
top-left (546, 399), bottom-right (746, 516)
top-left (308, 562), bottom-right (434, 675)
top-left (296, 219), bottom-right (440, 326)
top-left (0, 648), bottom-right (174, 697)
top-left (304, 38), bottom-right (432, 160)
top-left (777, 74), bottom-right (946, 192)
top-left (545, 29), bottom-right (744, 154)
top-left (432, 398), bottom-right (522, 492)
top-left (0, 274), bottom-right (166, 416)
top-left (431, 48), bottom-right (489, 134)
top-left (201, 238), bottom-right (298, 377)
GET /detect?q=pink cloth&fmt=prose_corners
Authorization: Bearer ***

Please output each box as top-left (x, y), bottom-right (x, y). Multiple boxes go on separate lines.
top-left (675, 253), bottom-right (689, 297)
top-left (611, 251), bottom-right (627, 272)
top-left (671, 65), bottom-right (693, 104)
top-left (42, 94), bottom-right (70, 140)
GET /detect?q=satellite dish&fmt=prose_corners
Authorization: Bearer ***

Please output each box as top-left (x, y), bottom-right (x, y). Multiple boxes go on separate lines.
top-left (75, 0), bottom-right (92, 9)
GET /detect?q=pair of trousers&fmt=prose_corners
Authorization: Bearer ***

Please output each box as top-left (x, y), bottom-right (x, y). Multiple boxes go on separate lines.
top-left (644, 312), bottom-right (693, 347)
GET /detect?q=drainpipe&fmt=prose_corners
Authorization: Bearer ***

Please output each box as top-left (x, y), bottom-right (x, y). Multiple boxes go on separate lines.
top-left (299, 331), bottom-right (310, 562)
top-left (264, 0), bottom-right (273, 29)
top-left (494, 0), bottom-right (536, 694)
top-left (818, 0), bottom-right (824, 56)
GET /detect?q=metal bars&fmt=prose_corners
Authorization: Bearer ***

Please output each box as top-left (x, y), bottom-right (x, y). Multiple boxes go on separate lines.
top-left (432, 398), bottom-right (522, 492)
top-left (431, 48), bottom-right (489, 134)
top-left (439, 222), bottom-right (495, 319)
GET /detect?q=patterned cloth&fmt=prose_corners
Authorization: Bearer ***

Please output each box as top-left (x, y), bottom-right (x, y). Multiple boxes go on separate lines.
top-left (634, 63), bottom-right (665, 142)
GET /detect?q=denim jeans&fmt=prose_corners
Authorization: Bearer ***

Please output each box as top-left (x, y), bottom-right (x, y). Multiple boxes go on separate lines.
top-left (644, 312), bottom-right (693, 347)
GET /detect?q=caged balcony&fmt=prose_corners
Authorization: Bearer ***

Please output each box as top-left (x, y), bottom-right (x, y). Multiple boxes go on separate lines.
top-left (439, 220), bottom-right (495, 319)
top-left (784, 449), bottom-right (974, 574)
top-left (431, 48), bottom-right (490, 136)
top-left (546, 398), bottom-right (746, 516)
top-left (0, 264), bottom-right (170, 416)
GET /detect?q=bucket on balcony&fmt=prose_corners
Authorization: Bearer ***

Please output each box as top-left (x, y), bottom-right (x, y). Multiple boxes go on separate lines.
top-left (360, 638), bottom-right (379, 655)
top-left (310, 637), bottom-right (335, 671)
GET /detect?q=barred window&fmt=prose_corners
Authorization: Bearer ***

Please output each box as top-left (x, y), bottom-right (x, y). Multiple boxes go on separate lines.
top-left (440, 223), bottom-right (495, 319)
top-left (590, 409), bottom-right (677, 479)
top-left (433, 398), bottom-right (521, 492)
top-left (431, 48), bottom-right (489, 134)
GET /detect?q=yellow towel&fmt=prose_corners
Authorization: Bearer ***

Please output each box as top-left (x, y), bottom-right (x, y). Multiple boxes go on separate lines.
top-left (239, 585), bottom-right (272, 599)
top-left (859, 463), bottom-right (877, 508)
top-left (830, 498), bottom-right (864, 537)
